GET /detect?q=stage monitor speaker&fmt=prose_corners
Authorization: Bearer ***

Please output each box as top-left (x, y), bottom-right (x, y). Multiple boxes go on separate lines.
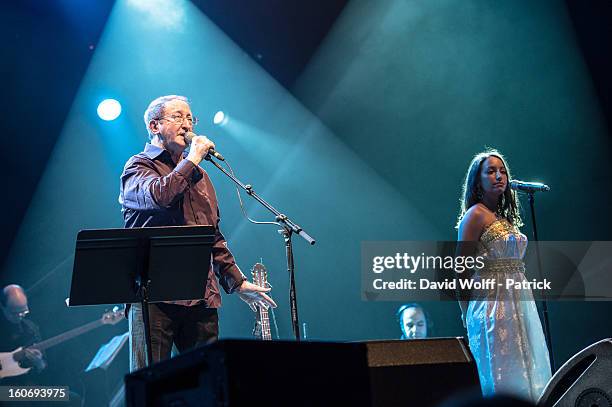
top-left (538, 338), bottom-right (612, 407)
top-left (365, 337), bottom-right (481, 407)
top-left (124, 339), bottom-right (372, 407)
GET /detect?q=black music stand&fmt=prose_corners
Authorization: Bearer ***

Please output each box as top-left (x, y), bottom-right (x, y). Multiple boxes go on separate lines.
top-left (69, 225), bottom-right (215, 367)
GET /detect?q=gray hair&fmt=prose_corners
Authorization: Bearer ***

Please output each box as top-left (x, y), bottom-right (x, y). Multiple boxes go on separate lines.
top-left (143, 95), bottom-right (189, 139)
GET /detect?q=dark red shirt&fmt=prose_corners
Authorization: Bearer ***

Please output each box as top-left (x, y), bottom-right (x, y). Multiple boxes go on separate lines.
top-left (119, 143), bottom-right (245, 307)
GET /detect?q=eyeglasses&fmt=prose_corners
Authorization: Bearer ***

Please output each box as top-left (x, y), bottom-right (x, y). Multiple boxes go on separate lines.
top-left (9, 309), bottom-right (30, 319)
top-left (158, 114), bottom-right (199, 126)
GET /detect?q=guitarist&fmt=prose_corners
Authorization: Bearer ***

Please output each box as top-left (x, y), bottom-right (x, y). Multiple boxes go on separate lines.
top-left (0, 285), bottom-right (46, 384)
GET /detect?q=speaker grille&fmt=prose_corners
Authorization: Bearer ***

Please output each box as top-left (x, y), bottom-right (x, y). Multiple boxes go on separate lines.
top-left (575, 388), bottom-right (612, 407)
top-left (365, 337), bottom-right (474, 367)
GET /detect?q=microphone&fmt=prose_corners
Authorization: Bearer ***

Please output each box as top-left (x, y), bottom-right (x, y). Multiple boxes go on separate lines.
top-left (510, 180), bottom-right (550, 193)
top-left (184, 131), bottom-right (225, 161)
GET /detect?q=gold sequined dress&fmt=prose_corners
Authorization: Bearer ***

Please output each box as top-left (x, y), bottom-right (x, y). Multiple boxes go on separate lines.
top-left (466, 218), bottom-right (552, 401)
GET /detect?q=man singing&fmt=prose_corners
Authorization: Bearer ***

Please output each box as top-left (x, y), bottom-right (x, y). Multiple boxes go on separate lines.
top-left (119, 95), bottom-right (276, 371)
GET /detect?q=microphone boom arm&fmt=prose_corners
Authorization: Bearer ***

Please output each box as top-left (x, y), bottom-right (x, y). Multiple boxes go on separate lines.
top-left (203, 154), bottom-right (315, 342)
top-left (203, 155), bottom-right (315, 245)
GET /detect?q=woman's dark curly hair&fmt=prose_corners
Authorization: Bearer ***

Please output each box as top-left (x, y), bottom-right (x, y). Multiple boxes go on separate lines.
top-left (456, 149), bottom-right (522, 229)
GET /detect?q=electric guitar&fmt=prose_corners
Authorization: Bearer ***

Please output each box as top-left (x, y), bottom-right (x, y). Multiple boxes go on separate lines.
top-left (251, 263), bottom-right (272, 341)
top-left (0, 307), bottom-right (124, 379)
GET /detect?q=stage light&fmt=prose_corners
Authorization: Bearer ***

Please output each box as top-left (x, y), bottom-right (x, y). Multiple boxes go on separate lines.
top-left (127, 0), bottom-right (185, 30)
top-left (213, 111), bottom-right (228, 126)
top-left (97, 99), bottom-right (122, 121)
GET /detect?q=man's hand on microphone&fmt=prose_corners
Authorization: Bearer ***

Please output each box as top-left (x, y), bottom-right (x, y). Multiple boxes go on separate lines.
top-left (186, 134), bottom-right (215, 166)
top-left (237, 280), bottom-right (277, 311)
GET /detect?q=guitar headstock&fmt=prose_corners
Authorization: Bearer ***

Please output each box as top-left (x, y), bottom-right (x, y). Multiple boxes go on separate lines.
top-left (101, 306), bottom-right (126, 325)
top-left (251, 263), bottom-right (268, 288)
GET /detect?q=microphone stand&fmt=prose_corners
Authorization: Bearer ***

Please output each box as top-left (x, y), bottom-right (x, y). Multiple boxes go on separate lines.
top-left (204, 155), bottom-right (315, 341)
top-left (527, 192), bottom-right (556, 372)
